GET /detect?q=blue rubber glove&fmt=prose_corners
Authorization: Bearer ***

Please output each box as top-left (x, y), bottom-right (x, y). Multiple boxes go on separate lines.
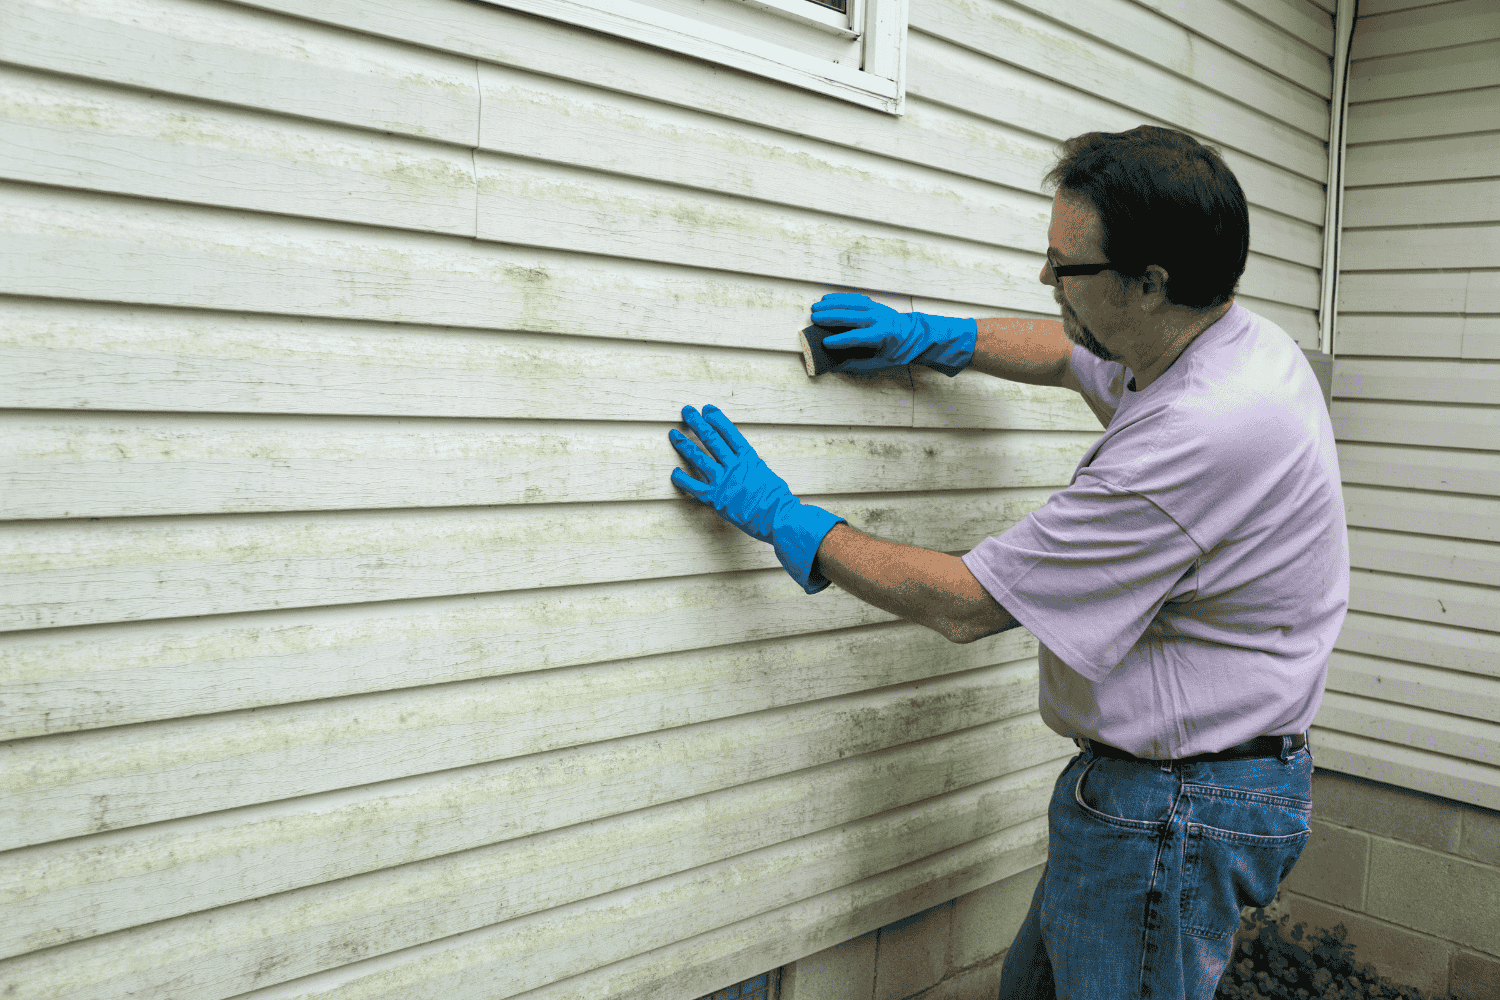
top-left (669, 404), bottom-right (847, 595)
top-left (809, 293), bottom-right (977, 376)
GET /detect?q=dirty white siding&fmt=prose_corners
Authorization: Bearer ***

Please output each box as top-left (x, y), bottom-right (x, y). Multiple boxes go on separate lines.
top-left (0, 0), bottom-right (1333, 996)
top-left (1316, 0), bottom-right (1500, 813)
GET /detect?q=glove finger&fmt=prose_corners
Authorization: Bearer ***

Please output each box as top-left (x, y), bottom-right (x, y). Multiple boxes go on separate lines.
top-left (669, 428), bottom-right (720, 480)
top-left (809, 309), bottom-right (875, 329)
top-left (701, 404), bottom-right (753, 457)
top-left (820, 330), bottom-right (880, 350)
top-left (814, 292), bottom-right (876, 309)
top-left (670, 466), bottom-right (710, 498)
top-left (681, 406), bottom-right (735, 463)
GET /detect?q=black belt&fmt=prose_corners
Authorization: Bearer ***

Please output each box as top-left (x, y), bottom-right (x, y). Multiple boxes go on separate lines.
top-left (1076, 733), bottom-right (1306, 765)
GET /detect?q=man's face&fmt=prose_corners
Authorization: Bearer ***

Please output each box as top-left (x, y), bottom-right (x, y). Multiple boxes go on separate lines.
top-left (1041, 189), bottom-right (1126, 363)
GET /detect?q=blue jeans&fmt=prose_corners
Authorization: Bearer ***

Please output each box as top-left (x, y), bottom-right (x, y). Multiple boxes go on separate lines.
top-left (997, 735), bottom-right (1313, 1000)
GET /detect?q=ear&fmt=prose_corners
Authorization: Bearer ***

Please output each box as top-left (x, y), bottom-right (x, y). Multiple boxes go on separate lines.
top-left (1138, 264), bottom-right (1170, 310)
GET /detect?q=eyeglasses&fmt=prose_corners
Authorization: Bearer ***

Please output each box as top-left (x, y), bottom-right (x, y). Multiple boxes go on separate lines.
top-left (1049, 260), bottom-right (1117, 277)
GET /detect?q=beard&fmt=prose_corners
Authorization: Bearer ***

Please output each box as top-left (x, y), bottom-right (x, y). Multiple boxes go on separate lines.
top-left (1056, 287), bottom-right (1121, 363)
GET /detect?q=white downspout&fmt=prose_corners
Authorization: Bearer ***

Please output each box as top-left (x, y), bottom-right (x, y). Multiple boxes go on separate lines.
top-left (1319, 0), bottom-right (1360, 357)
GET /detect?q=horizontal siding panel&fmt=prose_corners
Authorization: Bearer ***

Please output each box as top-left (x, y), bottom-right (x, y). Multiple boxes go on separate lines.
top-left (1349, 525), bottom-right (1500, 588)
top-left (0, 413), bottom-right (1096, 519)
top-left (1308, 727), bottom-right (1499, 812)
top-left (1337, 608), bottom-right (1500, 680)
top-left (1238, 254), bottom-right (1321, 308)
top-left (0, 667), bottom-right (1044, 955)
top-left (472, 155), bottom-right (1050, 311)
top-left (1463, 315), bottom-right (1500, 358)
top-left (1332, 313), bottom-right (1500, 360)
top-left (908, 17), bottom-right (1327, 181)
top-left (503, 811), bottom-right (1049, 1000)
top-left (1349, 39), bottom-right (1500, 103)
top-left (1, 647), bottom-right (1044, 851)
top-left (221, 797), bottom-right (1052, 1000)
top-left (1344, 132), bottom-right (1500, 186)
top-left (1334, 313), bottom-right (1466, 358)
top-left (0, 65), bottom-right (477, 236)
top-left (1221, 0), bottom-right (1335, 55)
top-left (1314, 690), bottom-right (1499, 766)
top-left (1248, 209), bottom-right (1325, 270)
top-left (1, 0), bottom-right (478, 146)
top-left (0, 490), bottom-right (1061, 632)
top-left (996, 0), bottom-right (1331, 104)
top-left (0, 185), bottom-right (974, 353)
top-left (1355, 0), bottom-right (1453, 14)
top-left (1338, 270), bottom-right (1474, 313)
top-left (1346, 87), bottom-right (1500, 145)
top-left (1344, 484), bottom-right (1500, 547)
top-left (1331, 398), bottom-right (1500, 449)
top-left (0, 731), bottom-right (1065, 1000)
top-left (0, 573), bottom-right (1043, 741)
top-left (1343, 178), bottom-right (1500, 229)
top-left (1348, 564), bottom-right (1499, 633)
top-left (475, 64), bottom-right (1052, 258)
top-left (1331, 357), bottom-right (1500, 404)
top-left (1337, 441), bottom-right (1500, 495)
top-left (1340, 223), bottom-right (1500, 271)
top-left (1328, 651), bottom-right (1500, 722)
top-left (1350, 0), bottom-right (1500, 60)
top-left (1237, 295), bottom-right (1320, 345)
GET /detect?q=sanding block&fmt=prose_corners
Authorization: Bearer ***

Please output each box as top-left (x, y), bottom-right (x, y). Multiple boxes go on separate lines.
top-left (799, 324), bottom-right (877, 377)
top-left (798, 324), bottom-right (968, 378)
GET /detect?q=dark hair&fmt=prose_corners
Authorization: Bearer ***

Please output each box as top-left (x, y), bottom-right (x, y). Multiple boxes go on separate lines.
top-left (1044, 126), bottom-right (1249, 309)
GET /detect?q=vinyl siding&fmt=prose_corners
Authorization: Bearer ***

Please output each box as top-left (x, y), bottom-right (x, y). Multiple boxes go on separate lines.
top-left (0, 0), bottom-right (1334, 997)
top-left (1319, 0), bottom-right (1500, 813)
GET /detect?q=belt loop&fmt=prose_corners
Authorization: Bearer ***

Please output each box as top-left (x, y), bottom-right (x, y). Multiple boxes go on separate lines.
top-left (1279, 734), bottom-right (1292, 764)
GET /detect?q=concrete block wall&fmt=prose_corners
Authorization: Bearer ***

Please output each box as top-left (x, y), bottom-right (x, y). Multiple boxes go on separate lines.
top-left (1262, 770), bottom-right (1500, 1000)
top-left (780, 864), bottom-right (1044, 1000)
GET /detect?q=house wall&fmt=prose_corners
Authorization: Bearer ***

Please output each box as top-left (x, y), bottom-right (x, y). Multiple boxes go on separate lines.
top-left (1253, 1), bottom-right (1500, 996)
top-left (1, 0), bottom-right (1333, 997)
top-left (1309, 0), bottom-right (1500, 818)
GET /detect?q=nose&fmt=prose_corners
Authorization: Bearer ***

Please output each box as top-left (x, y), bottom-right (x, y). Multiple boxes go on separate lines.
top-left (1040, 258), bottom-right (1057, 287)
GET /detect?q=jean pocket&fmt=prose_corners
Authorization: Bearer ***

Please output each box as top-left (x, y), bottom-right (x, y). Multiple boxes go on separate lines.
top-left (1180, 790), bottom-right (1312, 940)
top-left (1072, 755), bottom-right (1169, 831)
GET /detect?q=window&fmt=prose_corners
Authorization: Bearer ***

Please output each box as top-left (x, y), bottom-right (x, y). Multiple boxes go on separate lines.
top-left (486, 0), bottom-right (909, 114)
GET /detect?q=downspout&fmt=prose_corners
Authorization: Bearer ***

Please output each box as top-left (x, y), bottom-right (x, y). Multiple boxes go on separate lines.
top-left (1319, 0), bottom-right (1360, 358)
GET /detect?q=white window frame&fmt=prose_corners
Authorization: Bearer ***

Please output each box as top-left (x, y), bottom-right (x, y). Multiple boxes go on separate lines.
top-left (486, 0), bottom-right (910, 114)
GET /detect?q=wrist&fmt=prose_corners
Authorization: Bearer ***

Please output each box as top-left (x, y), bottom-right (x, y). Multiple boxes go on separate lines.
top-left (772, 501), bottom-right (847, 594)
top-left (914, 315), bottom-right (977, 375)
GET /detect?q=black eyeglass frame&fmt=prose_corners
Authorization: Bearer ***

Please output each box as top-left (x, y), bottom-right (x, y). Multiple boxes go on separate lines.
top-left (1049, 261), bottom-right (1118, 277)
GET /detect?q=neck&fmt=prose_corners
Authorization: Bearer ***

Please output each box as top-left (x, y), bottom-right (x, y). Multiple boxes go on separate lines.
top-left (1128, 300), bottom-right (1233, 392)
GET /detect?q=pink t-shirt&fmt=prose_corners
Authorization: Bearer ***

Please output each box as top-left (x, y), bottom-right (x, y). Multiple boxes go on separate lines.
top-left (961, 303), bottom-right (1350, 759)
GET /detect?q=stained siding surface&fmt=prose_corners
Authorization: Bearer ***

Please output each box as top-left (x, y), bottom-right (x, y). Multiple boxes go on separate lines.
top-left (0, 0), bottom-right (1331, 996)
top-left (1317, 0), bottom-right (1500, 813)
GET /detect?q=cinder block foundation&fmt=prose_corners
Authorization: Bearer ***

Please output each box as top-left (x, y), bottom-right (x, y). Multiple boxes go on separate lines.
top-left (1256, 770), bottom-right (1500, 1000)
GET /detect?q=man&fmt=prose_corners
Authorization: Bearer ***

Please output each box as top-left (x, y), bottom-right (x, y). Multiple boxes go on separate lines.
top-left (667, 125), bottom-right (1349, 998)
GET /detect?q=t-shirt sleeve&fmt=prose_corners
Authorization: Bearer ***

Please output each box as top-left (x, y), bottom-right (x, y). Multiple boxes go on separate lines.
top-left (961, 473), bottom-right (1204, 682)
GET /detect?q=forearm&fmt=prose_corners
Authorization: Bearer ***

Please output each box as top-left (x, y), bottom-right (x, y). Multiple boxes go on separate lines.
top-left (963, 317), bottom-right (1073, 386)
top-left (813, 522), bottom-right (1019, 643)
